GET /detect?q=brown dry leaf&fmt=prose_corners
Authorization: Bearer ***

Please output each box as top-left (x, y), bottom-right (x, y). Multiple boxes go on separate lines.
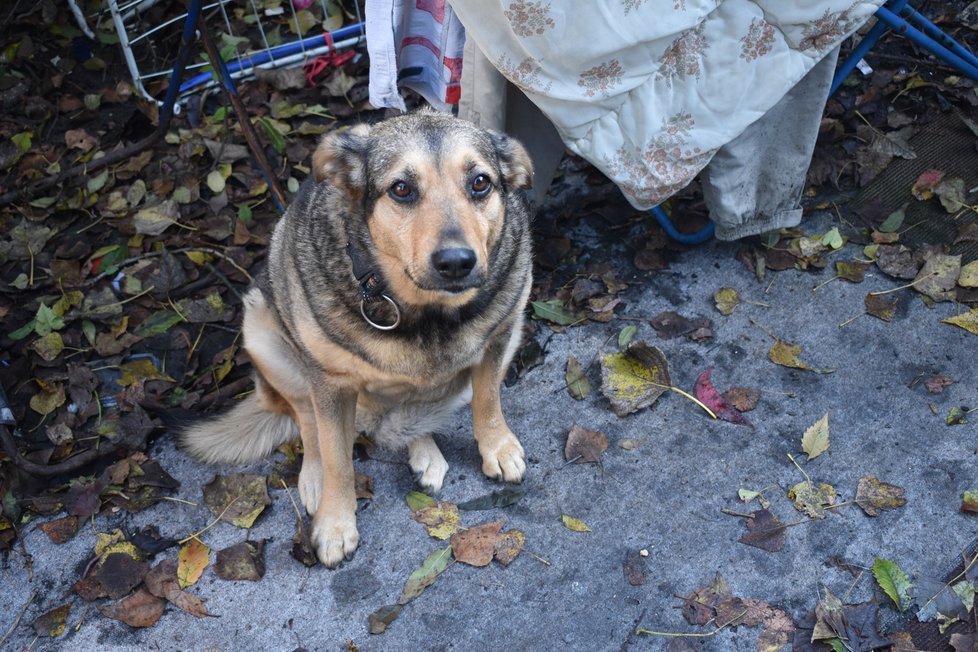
top-left (355, 472), bottom-right (374, 500)
top-left (865, 293), bottom-right (897, 321)
top-left (680, 573), bottom-right (732, 625)
top-left (758, 609), bottom-right (796, 652)
top-left (855, 475), bottom-right (907, 516)
top-left (97, 588), bottom-right (165, 628)
top-left (291, 517), bottom-right (318, 567)
top-left (214, 540), bottom-right (266, 581)
top-left (38, 515), bottom-right (79, 544)
top-left (715, 596), bottom-right (774, 627)
top-left (64, 128), bottom-right (97, 152)
top-left (925, 375), bottom-right (956, 393)
top-left (722, 387), bottom-right (760, 412)
top-left (493, 529), bottom-right (525, 566)
top-left (412, 502), bottom-right (462, 540)
top-left (177, 538), bottom-right (210, 589)
top-left (650, 311), bottom-right (712, 340)
top-left (875, 245), bottom-right (920, 279)
top-left (914, 253), bottom-right (961, 301)
top-left (451, 520), bottom-right (504, 567)
top-left (835, 261), bottom-right (869, 283)
top-left (622, 550), bottom-right (647, 586)
top-left (738, 508), bottom-right (786, 552)
top-left (90, 551), bottom-right (150, 599)
top-left (144, 559), bottom-right (209, 617)
top-left (564, 424), bottom-right (608, 463)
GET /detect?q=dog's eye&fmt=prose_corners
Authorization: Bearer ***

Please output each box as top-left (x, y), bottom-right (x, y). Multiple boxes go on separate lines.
top-left (470, 174), bottom-right (493, 198)
top-left (389, 181), bottom-right (415, 202)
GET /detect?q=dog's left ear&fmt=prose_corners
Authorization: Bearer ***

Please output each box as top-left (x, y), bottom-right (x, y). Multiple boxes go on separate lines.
top-left (488, 131), bottom-right (534, 191)
top-left (312, 123), bottom-right (372, 194)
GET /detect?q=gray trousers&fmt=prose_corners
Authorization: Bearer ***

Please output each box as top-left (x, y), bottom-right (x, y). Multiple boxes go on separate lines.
top-left (458, 39), bottom-right (841, 241)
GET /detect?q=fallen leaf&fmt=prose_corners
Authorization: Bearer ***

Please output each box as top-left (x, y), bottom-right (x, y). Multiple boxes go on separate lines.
top-left (405, 490), bottom-right (436, 511)
top-left (714, 287), bottom-right (740, 315)
top-left (961, 489), bottom-right (978, 513)
top-left (38, 516), bottom-right (79, 544)
top-left (855, 475), bottom-right (907, 516)
top-left (290, 517), bottom-right (318, 567)
top-left (650, 311), bottom-right (712, 340)
top-left (864, 293), bottom-right (897, 321)
top-left (398, 546), bottom-right (452, 604)
top-left (758, 609), bottom-right (795, 652)
top-left (680, 573), bottom-right (732, 625)
top-left (801, 413), bottom-right (830, 460)
top-left (617, 438), bottom-right (645, 450)
top-left (936, 177), bottom-right (967, 212)
top-left (368, 604), bottom-right (402, 634)
top-left (143, 559), bottom-right (209, 617)
top-left (623, 550), bottom-right (647, 586)
top-left (878, 204), bottom-right (906, 233)
top-left (456, 487), bottom-right (527, 511)
top-left (90, 551), bottom-right (149, 599)
top-left (959, 261), bottom-right (978, 288)
top-left (177, 538), bottom-right (210, 589)
top-left (914, 253), bottom-right (961, 301)
top-left (875, 244), bottom-right (920, 279)
top-left (32, 603), bottom-right (70, 637)
top-left (530, 299), bottom-right (582, 326)
top-left (951, 633), bottom-right (978, 652)
top-left (450, 520), bottom-right (504, 567)
top-left (97, 588), bottom-right (165, 628)
top-left (565, 356), bottom-right (591, 400)
top-left (835, 261), bottom-right (869, 283)
top-left (723, 387), bottom-right (760, 412)
top-left (412, 502), bottom-right (462, 540)
top-left (693, 367), bottom-right (752, 427)
top-left (600, 342), bottom-right (671, 417)
top-left (738, 508), bottom-right (786, 552)
top-left (133, 200), bottom-right (179, 236)
top-left (948, 406), bottom-right (969, 425)
top-left (493, 529), bottom-right (525, 566)
top-left (788, 481), bottom-right (837, 519)
top-left (768, 340), bottom-right (834, 374)
top-left (214, 540), bottom-right (266, 581)
top-left (873, 557), bottom-right (912, 611)
top-left (925, 375), bottom-right (956, 393)
top-left (202, 474), bottom-right (271, 528)
top-left (943, 309), bottom-right (978, 336)
top-left (561, 515), bottom-right (591, 532)
top-left (564, 424), bottom-right (608, 463)
top-left (912, 169), bottom-right (945, 200)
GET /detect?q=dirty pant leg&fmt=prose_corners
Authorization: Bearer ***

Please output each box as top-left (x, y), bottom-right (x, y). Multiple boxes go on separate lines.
top-left (457, 37), bottom-right (565, 209)
top-left (700, 45), bottom-right (841, 241)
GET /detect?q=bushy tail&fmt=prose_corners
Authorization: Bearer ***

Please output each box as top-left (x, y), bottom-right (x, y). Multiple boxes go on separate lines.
top-left (180, 394), bottom-right (298, 465)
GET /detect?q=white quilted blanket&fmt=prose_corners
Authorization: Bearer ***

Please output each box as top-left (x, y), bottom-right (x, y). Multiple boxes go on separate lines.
top-left (447, 0), bottom-right (886, 209)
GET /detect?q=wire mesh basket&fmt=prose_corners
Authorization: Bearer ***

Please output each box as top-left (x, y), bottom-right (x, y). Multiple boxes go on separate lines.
top-left (101, 0), bottom-right (365, 110)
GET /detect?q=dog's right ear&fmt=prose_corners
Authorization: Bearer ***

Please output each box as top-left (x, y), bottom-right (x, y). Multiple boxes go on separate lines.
top-left (311, 124), bottom-right (372, 195)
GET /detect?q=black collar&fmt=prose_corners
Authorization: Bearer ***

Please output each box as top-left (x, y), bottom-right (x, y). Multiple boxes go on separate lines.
top-left (345, 241), bottom-right (401, 331)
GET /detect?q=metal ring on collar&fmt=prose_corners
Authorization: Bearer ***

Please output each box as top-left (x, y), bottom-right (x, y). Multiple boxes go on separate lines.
top-left (360, 294), bottom-right (401, 331)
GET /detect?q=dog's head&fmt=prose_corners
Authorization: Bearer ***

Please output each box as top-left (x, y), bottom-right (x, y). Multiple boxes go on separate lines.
top-left (312, 110), bottom-right (532, 309)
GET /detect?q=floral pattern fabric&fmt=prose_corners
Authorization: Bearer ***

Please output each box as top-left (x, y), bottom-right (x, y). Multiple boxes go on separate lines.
top-left (447, 0), bottom-right (885, 209)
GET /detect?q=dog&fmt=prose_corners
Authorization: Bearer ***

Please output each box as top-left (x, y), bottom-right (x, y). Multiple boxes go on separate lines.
top-left (182, 110), bottom-right (534, 568)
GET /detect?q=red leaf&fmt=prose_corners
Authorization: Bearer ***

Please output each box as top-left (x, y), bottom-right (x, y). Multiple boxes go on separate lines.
top-left (693, 368), bottom-right (752, 427)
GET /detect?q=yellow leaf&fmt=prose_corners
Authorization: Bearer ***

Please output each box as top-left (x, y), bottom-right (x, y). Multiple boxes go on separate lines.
top-left (958, 260), bottom-right (978, 288)
top-left (768, 340), bottom-right (834, 374)
top-left (412, 503), bottom-right (462, 540)
top-left (943, 309), bottom-right (978, 336)
top-left (561, 515), bottom-right (591, 532)
top-left (177, 538), bottom-right (210, 589)
top-left (714, 287), bottom-right (740, 315)
top-left (801, 413), bottom-right (830, 460)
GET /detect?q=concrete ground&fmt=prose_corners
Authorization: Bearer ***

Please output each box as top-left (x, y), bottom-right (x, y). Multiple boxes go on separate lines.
top-left (2, 200), bottom-right (976, 651)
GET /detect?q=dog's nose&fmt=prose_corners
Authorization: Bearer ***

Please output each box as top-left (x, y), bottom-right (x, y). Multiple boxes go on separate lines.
top-left (431, 247), bottom-right (477, 279)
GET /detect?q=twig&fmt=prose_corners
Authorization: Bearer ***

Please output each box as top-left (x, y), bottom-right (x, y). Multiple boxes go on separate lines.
top-left (178, 493), bottom-right (243, 544)
top-left (0, 589), bottom-right (37, 648)
top-left (637, 609), bottom-right (747, 638)
top-left (868, 272), bottom-right (937, 296)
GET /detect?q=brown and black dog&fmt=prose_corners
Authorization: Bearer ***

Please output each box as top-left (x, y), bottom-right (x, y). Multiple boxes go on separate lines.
top-left (182, 110), bottom-right (534, 567)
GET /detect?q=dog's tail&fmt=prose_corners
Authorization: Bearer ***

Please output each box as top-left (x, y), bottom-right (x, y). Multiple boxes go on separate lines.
top-left (180, 394), bottom-right (297, 465)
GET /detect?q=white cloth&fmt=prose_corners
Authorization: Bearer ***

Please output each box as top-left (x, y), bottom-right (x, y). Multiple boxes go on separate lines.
top-left (445, 0), bottom-right (885, 210)
top-left (366, 0), bottom-right (466, 112)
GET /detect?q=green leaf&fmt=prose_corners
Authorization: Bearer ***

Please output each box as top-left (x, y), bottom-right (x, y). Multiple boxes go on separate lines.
top-left (8, 320), bottom-right (36, 341)
top-left (801, 413), bottom-right (830, 460)
top-left (820, 227), bottom-right (844, 249)
top-left (34, 304), bottom-right (65, 336)
top-left (133, 310), bottom-right (184, 337)
top-left (530, 299), bottom-right (582, 326)
top-left (258, 117), bottom-right (287, 154)
top-left (237, 204), bottom-right (253, 223)
top-left (873, 557), bottom-right (912, 611)
top-left (617, 324), bottom-right (637, 349)
top-left (565, 355), bottom-right (591, 400)
top-left (879, 204), bottom-right (906, 233)
top-left (405, 491), bottom-right (436, 512)
top-left (11, 131), bottom-right (32, 152)
top-left (398, 546), bottom-right (452, 605)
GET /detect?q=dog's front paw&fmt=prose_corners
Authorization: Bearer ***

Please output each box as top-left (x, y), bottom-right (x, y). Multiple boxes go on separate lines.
top-left (311, 513), bottom-right (360, 569)
top-left (298, 460), bottom-right (324, 515)
top-left (479, 432), bottom-right (525, 483)
top-left (408, 435), bottom-right (449, 494)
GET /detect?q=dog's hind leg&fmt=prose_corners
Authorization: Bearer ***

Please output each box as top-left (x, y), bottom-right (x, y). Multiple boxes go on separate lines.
top-left (408, 434), bottom-right (449, 494)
